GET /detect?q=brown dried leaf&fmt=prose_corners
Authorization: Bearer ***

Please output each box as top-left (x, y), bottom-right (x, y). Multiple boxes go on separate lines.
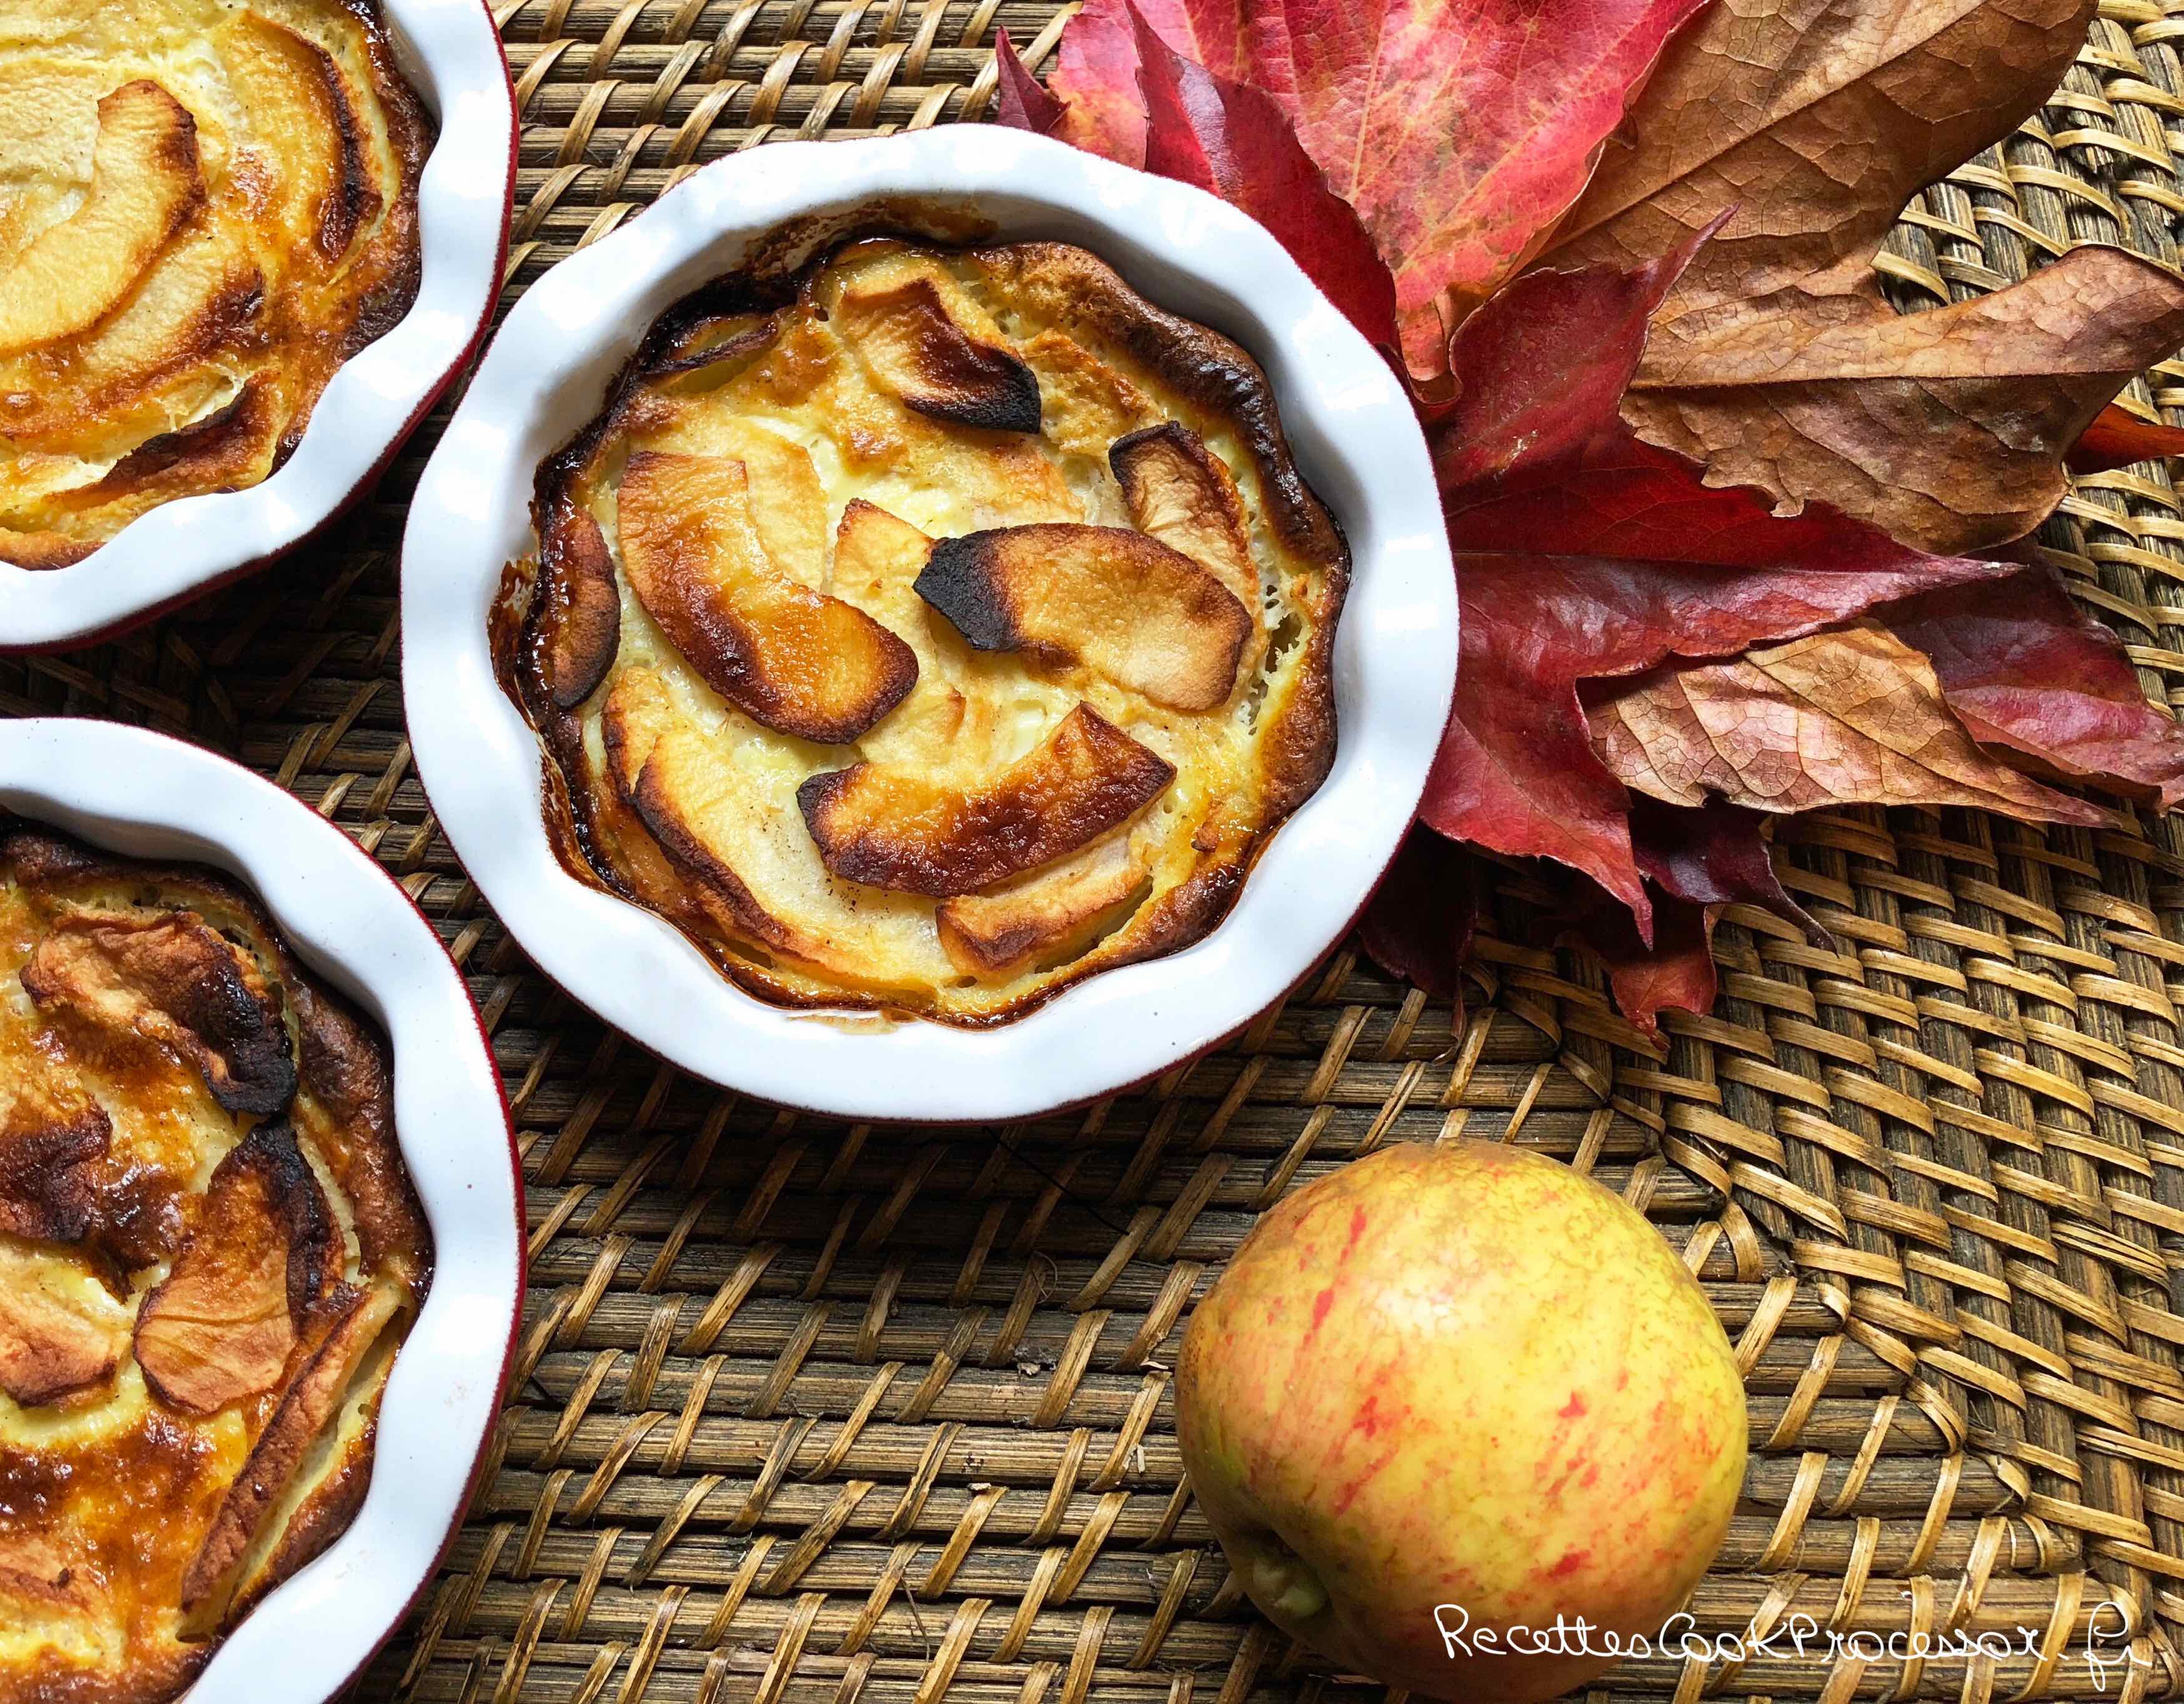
top-left (1587, 621), bottom-right (2111, 821)
top-left (1623, 246), bottom-right (2184, 553)
top-left (1537, 0), bottom-right (2184, 552)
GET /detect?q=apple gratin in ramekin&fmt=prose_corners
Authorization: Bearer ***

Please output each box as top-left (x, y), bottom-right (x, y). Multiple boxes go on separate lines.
top-left (497, 235), bottom-right (1351, 1025)
top-left (0, 0), bottom-right (432, 570)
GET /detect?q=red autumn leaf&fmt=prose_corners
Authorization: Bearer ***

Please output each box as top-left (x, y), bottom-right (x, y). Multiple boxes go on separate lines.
top-left (2067, 403), bottom-right (2184, 475)
top-left (1563, 893), bottom-right (1716, 1044)
top-left (1427, 216), bottom-right (1723, 484)
top-left (1423, 254), bottom-right (2015, 936)
top-left (993, 29), bottom-right (1066, 134)
top-left (1125, 2), bottom-right (1400, 359)
top-left (1026, 0), bottom-right (1708, 371)
top-left (1559, 800), bottom-right (1825, 1038)
top-left (1882, 567), bottom-right (2184, 809)
top-left (1357, 826), bottom-right (1478, 999)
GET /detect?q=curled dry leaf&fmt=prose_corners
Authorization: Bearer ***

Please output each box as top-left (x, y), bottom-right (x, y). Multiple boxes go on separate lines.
top-left (992, 29), bottom-right (1067, 134)
top-left (1537, 0), bottom-right (2184, 553)
top-left (1587, 622), bottom-right (2110, 823)
top-left (1621, 247), bottom-right (2184, 554)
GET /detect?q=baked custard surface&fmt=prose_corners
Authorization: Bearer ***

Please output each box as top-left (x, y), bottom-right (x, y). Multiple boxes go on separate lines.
top-left (500, 237), bottom-right (1348, 1024)
top-left (0, 823), bottom-right (431, 1704)
top-left (0, 0), bottom-right (432, 568)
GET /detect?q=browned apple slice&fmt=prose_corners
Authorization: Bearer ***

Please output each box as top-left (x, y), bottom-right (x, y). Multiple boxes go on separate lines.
top-left (134, 1123), bottom-right (340, 1417)
top-left (0, 1242), bottom-right (127, 1407)
top-left (0, 81), bottom-right (205, 357)
top-left (0, 1072), bottom-right (111, 1246)
top-left (799, 703), bottom-right (1174, 896)
top-left (180, 1279), bottom-right (403, 1625)
top-left (937, 833), bottom-right (1153, 976)
top-left (1024, 330), bottom-right (1154, 455)
top-left (533, 497), bottom-right (620, 710)
top-left (631, 415), bottom-right (829, 583)
top-left (1111, 424), bottom-right (1262, 613)
top-left (225, 12), bottom-right (380, 264)
top-left (22, 909), bottom-right (296, 1117)
top-left (916, 523), bottom-right (1252, 712)
top-left (618, 450), bottom-right (918, 744)
top-left (834, 257), bottom-right (1042, 433)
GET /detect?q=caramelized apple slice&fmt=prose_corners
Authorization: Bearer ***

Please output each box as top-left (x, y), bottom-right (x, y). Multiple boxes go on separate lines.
top-left (799, 703), bottom-right (1174, 896)
top-left (532, 497), bottom-right (620, 710)
top-left (1111, 424), bottom-right (1262, 612)
top-left (134, 1123), bottom-right (339, 1417)
top-left (0, 81), bottom-right (205, 357)
top-left (225, 12), bottom-right (380, 264)
top-left (917, 523), bottom-right (1252, 712)
top-left (22, 909), bottom-right (296, 1117)
top-left (834, 255), bottom-right (1042, 433)
top-left (0, 1073), bottom-right (111, 1246)
top-left (180, 1279), bottom-right (403, 1625)
top-left (0, 1241), bottom-right (127, 1407)
top-left (632, 416), bottom-right (829, 584)
top-left (937, 833), bottom-right (1153, 976)
top-left (1023, 330), bottom-right (1154, 455)
top-left (618, 450), bottom-right (917, 744)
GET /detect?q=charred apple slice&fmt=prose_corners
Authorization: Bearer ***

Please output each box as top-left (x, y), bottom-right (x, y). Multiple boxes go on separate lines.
top-left (0, 81), bottom-right (205, 357)
top-left (134, 1124), bottom-right (340, 1417)
top-left (618, 450), bottom-right (917, 743)
top-left (916, 523), bottom-right (1252, 712)
top-left (799, 704), bottom-right (1174, 896)
top-left (936, 833), bottom-right (1152, 976)
top-left (0, 1073), bottom-right (111, 1246)
top-left (22, 909), bottom-right (296, 1117)
top-left (833, 254), bottom-right (1042, 433)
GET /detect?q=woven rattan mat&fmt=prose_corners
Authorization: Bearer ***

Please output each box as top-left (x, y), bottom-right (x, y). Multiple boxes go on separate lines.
top-left (13, 2), bottom-right (2184, 1698)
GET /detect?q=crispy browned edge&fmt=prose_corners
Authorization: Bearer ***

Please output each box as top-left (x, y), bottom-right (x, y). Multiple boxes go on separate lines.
top-left (491, 225), bottom-right (1350, 1027)
top-left (0, 815), bottom-right (432, 1668)
top-left (0, 0), bottom-right (435, 573)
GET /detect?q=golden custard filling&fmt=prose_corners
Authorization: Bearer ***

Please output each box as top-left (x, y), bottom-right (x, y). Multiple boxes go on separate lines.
top-left (0, 824), bottom-right (430, 1704)
top-left (501, 237), bottom-right (1348, 1023)
top-left (0, 0), bottom-right (431, 568)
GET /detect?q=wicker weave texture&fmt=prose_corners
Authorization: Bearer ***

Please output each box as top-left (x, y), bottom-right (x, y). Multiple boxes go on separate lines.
top-left (11, 1), bottom-right (2184, 1698)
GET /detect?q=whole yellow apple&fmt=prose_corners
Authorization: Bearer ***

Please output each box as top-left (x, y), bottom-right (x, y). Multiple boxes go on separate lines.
top-left (1175, 1141), bottom-right (1745, 1702)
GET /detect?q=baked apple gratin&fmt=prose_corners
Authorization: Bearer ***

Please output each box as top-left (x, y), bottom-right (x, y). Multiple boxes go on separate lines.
top-left (0, 0), bottom-right (431, 568)
top-left (0, 823), bottom-right (430, 1703)
top-left (498, 237), bottom-right (1350, 1023)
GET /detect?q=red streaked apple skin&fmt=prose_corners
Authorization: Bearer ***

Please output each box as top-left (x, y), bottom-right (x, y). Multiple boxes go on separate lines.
top-left (1175, 1141), bottom-right (1746, 1702)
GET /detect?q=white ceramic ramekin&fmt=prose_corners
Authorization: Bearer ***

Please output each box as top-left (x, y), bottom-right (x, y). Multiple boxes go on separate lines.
top-left (400, 127), bottom-right (1457, 1124)
top-left (0, 717), bottom-right (523, 1704)
top-left (0, 0), bottom-right (518, 653)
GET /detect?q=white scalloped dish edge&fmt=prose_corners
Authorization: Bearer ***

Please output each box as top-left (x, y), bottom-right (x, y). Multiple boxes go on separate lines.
top-left (0, 0), bottom-right (517, 653)
top-left (0, 717), bottom-right (523, 1704)
top-left (400, 127), bottom-right (1458, 1124)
